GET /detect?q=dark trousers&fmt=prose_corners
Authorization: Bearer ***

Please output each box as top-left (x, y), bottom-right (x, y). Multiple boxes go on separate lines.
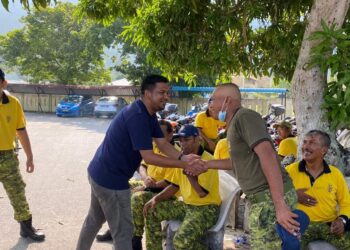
top-left (76, 175), bottom-right (133, 250)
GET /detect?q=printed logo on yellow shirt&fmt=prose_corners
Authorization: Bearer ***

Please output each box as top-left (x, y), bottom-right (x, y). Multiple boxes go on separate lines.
top-left (328, 184), bottom-right (333, 193)
top-left (6, 116), bottom-right (11, 123)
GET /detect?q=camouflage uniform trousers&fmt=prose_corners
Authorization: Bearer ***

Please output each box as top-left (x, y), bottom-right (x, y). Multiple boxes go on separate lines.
top-left (131, 190), bottom-right (156, 237)
top-left (0, 151), bottom-right (31, 222)
top-left (145, 199), bottom-right (219, 250)
top-left (128, 178), bottom-right (144, 190)
top-left (248, 188), bottom-right (297, 250)
top-left (301, 222), bottom-right (350, 250)
top-left (129, 178), bottom-right (157, 237)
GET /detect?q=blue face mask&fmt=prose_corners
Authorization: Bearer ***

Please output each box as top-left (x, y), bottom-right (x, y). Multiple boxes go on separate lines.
top-left (218, 110), bottom-right (226, 122)
top-left (218, 97), bottom-right (227, 122)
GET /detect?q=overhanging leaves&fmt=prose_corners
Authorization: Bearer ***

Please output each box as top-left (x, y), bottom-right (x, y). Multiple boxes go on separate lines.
top-left (309, 20), bottom-right (350, 129)
top-left (76, 0), bottom-right (313, 84)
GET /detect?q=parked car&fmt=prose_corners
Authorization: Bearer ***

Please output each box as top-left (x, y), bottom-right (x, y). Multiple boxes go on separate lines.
top-left (56, 95), bottom-right (95, 117)
top-left (94, 96), bottom-right (128, 118)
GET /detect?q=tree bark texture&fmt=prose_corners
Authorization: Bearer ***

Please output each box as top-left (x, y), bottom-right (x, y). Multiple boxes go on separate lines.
top-left (292, 0), bottom-right (350, 174)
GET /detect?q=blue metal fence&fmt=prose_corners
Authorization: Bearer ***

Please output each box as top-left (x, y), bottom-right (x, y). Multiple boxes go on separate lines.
top-left (171, 86), bottom-right (287, 93)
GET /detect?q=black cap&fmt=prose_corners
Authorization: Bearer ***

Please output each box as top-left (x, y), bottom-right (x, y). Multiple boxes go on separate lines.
top-left (177, 125), bottom-right (199, 137)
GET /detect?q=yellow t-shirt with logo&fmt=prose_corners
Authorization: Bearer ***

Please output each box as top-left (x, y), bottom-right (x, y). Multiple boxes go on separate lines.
top-left (278, 137), bottom-right (298, 157)
top-left (166, 150), bottom-right (221, 206)
top-left (286, 162), bottom-right (350, 222)
top-left (214, 138), bottom-right (230, 160)
top-left (195, 111), bottom-right (225, 139)
top-left (0, 93), bottom-right (26, 150)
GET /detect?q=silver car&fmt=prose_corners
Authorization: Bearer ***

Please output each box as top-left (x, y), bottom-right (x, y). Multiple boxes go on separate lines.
top-left (94, 96), bottom-right (128, 118)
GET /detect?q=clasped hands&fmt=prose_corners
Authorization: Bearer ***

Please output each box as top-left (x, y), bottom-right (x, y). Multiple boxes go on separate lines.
top-left (181, 154), bottom-right (207, 176)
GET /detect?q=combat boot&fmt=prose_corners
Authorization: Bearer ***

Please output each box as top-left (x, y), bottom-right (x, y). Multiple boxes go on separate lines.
top-left (132, 235), bottom-right (142, 250)
top-left (20, 217), bottom-right (45, 241)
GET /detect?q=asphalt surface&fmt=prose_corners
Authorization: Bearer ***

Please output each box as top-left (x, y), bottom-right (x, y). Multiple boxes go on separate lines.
top-left (0, 112), bottom-right (246, 250)
top-left (0, 113), bottom-right (113, 250)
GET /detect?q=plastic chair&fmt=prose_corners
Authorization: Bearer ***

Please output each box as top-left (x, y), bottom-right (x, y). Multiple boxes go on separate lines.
top-left (165, 171), bottom-right (241, 250)
top-left (308, 241), bottom-right (338, 250)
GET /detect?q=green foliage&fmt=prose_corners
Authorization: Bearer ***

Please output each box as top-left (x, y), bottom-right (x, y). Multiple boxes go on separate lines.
top-left (77, 0), bottom-right (313, 84)
top-left (77, 0), bottom-right (143, 22)
top-left (0, 2), bottom-right (120, 84)
top-left (1, 0), bottom-right (55, 11)
top-left (114, 24), bottom-right (218, 87)
top-left (309, 20), bottom-right (350, 129)
top-left (113, 42), bottom-right (162, 85)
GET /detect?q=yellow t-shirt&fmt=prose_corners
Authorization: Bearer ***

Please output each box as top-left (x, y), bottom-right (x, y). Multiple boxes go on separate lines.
top-left (0, 92), bottom-right (26, 150)
top-left (167, 150), bottom-right (221, 206)
top-left (278, 137), bottom-right (297, 157)
top-left (286, 161), bottom-right (350, 222)
top-left (195, 111), bottom-right (225, 139)
top-left (142, 143), bottom-right (180, 182)
top-left (214, 138), bottom-right (230, 160)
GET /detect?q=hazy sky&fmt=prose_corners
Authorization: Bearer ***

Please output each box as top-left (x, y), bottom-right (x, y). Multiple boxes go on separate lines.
top-left (0, 2), bottom-right (26, 34)
top-left (0, 0), bottom-right (78, 34)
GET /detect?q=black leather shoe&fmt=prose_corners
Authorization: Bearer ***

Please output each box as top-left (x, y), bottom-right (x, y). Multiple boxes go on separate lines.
top-left (132, 235), bottom-right (142, 250)
top-left (20, 218), bottom-right (45, 242)
top-left (96, 229), bottom-right (112, 242)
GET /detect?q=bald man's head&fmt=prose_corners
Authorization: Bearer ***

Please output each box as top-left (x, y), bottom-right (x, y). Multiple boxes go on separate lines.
top-left (208, 83), bottom-right (242, 121)
top-left (215, 83), bottom-right (241, 101)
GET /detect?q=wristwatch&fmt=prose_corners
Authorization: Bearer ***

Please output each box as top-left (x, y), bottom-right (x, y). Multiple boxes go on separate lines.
top-left (339, 216), bottom-right (347, 226)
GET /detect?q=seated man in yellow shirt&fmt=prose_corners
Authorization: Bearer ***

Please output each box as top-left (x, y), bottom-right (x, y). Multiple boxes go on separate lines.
top-left (286, 130), bottom-right (350, 249)
top-left (214, 137), bottom-right (230, 160)
top-left (195, 107), bottom-right (225, 153)
top-left (274, 121), bottom-right (298, 160)
top-left (144, 125), bottom-right (221, 250)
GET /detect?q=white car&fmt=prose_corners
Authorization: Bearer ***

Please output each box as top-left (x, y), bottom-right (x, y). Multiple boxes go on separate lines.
top-left (94, 96), bottom-right (128, 118)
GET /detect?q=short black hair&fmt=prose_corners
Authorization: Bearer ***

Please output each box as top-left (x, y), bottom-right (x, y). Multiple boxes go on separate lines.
top-left (305, 130), bottom-right (331, 148)
top-left (0, 68), bottom-right (5, 81)
top-left (159, 119), bottom-right (173, 134)
top-left (141, 74), bottom-right (169, 95)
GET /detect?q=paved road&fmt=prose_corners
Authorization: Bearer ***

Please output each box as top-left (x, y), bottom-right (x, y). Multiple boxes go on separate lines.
top-left (0, 113), bottom-right (113, 250)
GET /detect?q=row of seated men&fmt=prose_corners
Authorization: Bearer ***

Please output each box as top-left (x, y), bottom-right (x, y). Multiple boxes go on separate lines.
top-left (96, 118), bottom-right (350, 250)
top-left (96, 122), bottom-right (220, 250)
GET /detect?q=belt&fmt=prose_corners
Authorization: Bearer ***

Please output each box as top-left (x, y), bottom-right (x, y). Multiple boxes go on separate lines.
top-left (248, 180), bottom-right (294, 204)
top-left (0, 149), bottom-right (15, 156)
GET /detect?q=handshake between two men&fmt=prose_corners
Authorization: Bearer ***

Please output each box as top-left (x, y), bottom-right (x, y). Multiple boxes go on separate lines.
top-left (181, 154), bottom-right (208, 176)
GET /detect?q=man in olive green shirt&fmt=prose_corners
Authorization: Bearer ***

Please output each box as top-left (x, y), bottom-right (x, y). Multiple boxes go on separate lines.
top-left (204, 83), bottom-right (300, 249)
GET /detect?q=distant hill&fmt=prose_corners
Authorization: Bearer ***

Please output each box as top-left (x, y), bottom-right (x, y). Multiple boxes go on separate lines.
top-left (0, 0), bottom-right (123, 82)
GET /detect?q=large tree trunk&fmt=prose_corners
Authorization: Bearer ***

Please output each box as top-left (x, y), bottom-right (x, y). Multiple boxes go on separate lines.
top-left (292, 0), bottom-right (350, 175)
